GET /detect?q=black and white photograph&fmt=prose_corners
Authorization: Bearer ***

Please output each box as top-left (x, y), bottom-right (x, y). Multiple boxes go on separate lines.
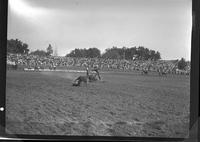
top-left (6, 0), bottom-right (191, 138)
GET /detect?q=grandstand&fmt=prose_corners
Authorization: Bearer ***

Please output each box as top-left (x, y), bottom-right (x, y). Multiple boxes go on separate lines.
top-left (6, 53), bottom-right (190, 75)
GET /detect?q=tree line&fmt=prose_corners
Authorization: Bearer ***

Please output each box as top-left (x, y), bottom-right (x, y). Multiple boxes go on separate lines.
top-left (7, 39), bottom-right (54, 56)
top-left (7, 39), bottom-right (29, 54)
top-left (7, 39), bottom-right (161, 61)
top-left (66, 46), bottom-right (161, 61)
top-left (66, 48), bottom-right (101, 58)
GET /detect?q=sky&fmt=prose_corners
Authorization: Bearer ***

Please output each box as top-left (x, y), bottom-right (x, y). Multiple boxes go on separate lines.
top-left (7, 0), bottom-right (192, 60)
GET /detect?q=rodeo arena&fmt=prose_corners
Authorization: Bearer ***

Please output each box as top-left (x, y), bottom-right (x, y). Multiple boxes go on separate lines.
top-left (6, 52), bottom-right (190, 137)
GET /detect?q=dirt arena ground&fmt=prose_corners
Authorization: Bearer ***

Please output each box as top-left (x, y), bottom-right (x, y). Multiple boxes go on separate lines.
top-left (6, 70), bottom-right (190, 138)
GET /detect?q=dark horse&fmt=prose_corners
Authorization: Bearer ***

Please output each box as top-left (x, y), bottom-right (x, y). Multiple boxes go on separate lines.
top-left (72, 76), bottom-right (89, 86)
top-left (72, 68), bottom-right (98, 86)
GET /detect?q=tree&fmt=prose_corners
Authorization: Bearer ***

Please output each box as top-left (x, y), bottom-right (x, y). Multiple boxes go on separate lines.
top-left (7, 39), bottom-right (29, 54)
top-left (30, 50), bottom-right (47, 56)
top-left (102, 47), bottom-right (121, 59)
top-left (178, 58), bottom-right (187, 70)
top-left (46, 44), bottom-right (53, 56)
top-left (125, 47), bottom-right (137, 60)
top-left (121, 47), bottom-right (126, 60)
top-left (149, 50), bottom-right (155, 60)
top-left (86, 48), bottom-right (101, 58)
top-left (102, 46), bottom-right (161, 60)
top-left (66, 49), bottom-right (76, 57)
top-left (154, 51), bottom-right (161, 60)
top-left (22, 43), bottom-right (29, 54)
top-left (66, 48), bottom-right (101, 58)
top-left (135, 46), bottom-right (145, 60)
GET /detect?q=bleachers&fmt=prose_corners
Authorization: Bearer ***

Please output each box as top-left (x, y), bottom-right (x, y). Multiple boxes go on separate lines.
top-left (6, 53), bottom-right (190, 74)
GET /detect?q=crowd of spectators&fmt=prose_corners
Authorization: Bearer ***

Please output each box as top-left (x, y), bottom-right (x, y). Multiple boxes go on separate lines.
top-left (7, 53), bottom-right (190, 74)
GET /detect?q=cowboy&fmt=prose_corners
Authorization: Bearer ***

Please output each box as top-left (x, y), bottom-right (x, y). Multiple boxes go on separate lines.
top-left (91, 65), bottom-right (101, 80)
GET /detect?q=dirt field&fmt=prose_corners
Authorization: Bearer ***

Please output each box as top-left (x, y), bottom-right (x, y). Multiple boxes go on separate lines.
top-left (6, 70), bottom-right (190, 138)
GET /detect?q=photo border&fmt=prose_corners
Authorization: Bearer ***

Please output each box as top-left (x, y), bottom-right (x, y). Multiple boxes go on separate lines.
top-left (0, 0), bottom-right (199, 141)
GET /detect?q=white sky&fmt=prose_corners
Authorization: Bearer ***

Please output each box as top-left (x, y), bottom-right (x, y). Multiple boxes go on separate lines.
top-left (7, 0), bottom-right (192, 60)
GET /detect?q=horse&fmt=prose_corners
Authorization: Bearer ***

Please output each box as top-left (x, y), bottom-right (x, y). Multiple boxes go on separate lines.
top-left (72, 75), bottom-right (89, 86)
